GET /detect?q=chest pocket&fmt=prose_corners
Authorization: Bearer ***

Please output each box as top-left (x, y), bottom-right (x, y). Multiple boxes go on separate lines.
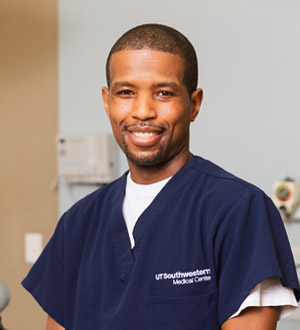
top-left (143, 291), bottom-right (219, 330)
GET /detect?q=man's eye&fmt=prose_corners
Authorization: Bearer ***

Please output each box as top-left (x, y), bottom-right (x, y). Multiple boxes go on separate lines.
top-left (157, 90), bottom-right (174, 97)
top-left (117, 90), bottom-right (133, 95)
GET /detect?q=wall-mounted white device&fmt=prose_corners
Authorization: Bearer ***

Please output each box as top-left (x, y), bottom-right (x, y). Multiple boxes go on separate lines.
top-left (57, 133), bottom-right (118, 184)
top-left (272, 179), bottom-right (300, 221)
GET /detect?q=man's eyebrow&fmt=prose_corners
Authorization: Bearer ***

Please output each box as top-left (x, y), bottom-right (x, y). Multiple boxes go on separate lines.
top-left (154, 82), bottom-right (180, 89)
top-left (110, 81), bottom-right (180, 90)
top-left (111, 82), bottom-right (136, 89)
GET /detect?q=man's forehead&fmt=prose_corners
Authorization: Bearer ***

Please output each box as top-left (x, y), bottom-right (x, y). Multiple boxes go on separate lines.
top-left (110, 48), bottom-right (183, 63)
top-left (109, 49), bottom-right (185, 82)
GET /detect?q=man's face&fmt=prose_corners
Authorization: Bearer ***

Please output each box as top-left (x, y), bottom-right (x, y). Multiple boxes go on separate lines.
top-left (102, 49), bottom-right (202, 168)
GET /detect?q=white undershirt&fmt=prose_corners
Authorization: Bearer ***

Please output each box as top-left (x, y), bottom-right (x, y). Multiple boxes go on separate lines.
top-left (122, 174), bottom-right (172, 247)
top-left (122, 173), bottom-right (298, 320)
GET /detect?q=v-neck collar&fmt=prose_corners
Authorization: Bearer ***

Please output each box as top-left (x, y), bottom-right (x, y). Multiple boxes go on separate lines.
top-left (109, 156), bottom-right (196, 280)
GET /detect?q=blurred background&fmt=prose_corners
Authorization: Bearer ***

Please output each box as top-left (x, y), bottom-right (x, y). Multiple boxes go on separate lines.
top-left (0, 0), bottom-right (299, 329)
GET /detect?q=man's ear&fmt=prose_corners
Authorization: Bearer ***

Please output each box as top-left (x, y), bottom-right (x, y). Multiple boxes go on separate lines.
top-left (102, 87), bottom-right (110, 118)
top-left (190, 88), bottom-right (203, 122)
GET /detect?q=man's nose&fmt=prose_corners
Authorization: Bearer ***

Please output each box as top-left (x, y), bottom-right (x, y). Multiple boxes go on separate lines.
top-left (131, 94), bottom-right (156, 121)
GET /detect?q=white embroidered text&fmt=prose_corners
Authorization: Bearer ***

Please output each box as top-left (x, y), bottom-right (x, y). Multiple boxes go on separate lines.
top-left (155, 269), bottom-right (211, 285)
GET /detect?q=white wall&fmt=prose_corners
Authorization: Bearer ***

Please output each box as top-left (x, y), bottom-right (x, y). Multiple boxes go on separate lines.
top-left (58, 1), bottom-right (300, 328)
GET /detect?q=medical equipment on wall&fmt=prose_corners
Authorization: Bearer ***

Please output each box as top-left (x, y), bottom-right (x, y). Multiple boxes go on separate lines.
top-left (272, 179), bottom-right (300, 221)
top-left (57, 133), bottom-right (118, 184)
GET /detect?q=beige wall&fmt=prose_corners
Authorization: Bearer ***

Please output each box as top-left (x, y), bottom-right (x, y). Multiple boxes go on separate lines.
top-left (0, 1), bottom-right (58, 329)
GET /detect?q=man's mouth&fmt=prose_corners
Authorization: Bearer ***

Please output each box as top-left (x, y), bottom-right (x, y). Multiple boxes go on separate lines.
top-left (131, 131), bottom-right (160, 138)
top-left (124, 124), bottom-right (164, 147)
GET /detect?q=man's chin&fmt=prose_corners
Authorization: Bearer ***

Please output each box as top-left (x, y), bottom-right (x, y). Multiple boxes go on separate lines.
top-left (127, 156), bottom-right (162, 167)
top-left (125, 149), bottom-right (165, 167)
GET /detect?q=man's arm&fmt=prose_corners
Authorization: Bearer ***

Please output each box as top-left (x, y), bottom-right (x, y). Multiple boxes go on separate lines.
top-left (46, 316), bottom-right (64, 330)
top-left (221, 306), bottom-right (279, 330)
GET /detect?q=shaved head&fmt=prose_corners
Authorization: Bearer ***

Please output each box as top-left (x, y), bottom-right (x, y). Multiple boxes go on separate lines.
top-left (105, 23), bottom-right (198, 96)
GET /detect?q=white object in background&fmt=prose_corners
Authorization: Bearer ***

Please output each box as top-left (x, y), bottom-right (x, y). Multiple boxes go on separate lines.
top-left (286, 246), bottom-right (300, 321)
top-left (272, 180), bottom-right (300, 221)
top-left (0, 280), bottom-right (10, 313)
top-left (24, 233), bottom-right (43, 264)
top-left (57, 133), bottom-right (118, 184)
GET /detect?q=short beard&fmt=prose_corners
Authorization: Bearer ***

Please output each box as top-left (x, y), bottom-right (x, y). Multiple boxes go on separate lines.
top-left (123, 140), bottom-right (165, 167)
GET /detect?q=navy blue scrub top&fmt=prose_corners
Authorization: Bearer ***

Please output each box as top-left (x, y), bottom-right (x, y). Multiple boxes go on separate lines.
top-left (22, 156), bottom-right (300, 330)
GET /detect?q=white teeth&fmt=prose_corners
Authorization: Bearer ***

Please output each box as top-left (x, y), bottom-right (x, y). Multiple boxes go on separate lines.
top-left (132, 132), bottom-right (158, 138)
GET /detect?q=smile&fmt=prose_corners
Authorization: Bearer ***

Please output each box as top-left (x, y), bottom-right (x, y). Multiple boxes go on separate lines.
top-left (125, 126), bottom-right (164, 147)
top-left (131, 132), bottom-right (159, 138)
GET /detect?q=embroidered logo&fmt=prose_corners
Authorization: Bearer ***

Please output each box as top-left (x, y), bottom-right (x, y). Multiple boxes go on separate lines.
top-left (154, 268), bottom-right (211, 285)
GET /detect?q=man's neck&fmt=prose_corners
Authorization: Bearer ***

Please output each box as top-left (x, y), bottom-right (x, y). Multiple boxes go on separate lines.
top-left (128, 152), bottom-right (192, 184)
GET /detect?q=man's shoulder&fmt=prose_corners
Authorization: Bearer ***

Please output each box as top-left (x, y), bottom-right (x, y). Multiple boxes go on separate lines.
top-left (191, 155), bottom-right (255, 183)
top-left (188, 155), bottom-right (263, 199)
top-left (188, 156), bottom-right (278, 231)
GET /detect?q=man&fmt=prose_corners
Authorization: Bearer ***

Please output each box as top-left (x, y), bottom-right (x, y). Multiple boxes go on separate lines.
top-left (23, 24), bottom-right (299, 329)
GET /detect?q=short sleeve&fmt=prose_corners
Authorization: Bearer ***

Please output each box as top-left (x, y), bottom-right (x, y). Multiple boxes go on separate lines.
top-left (214, 190), bottom-right (300, 325)
top-left (22, 214), bottom-right (66, 327)
top-left (230, 277), bottom-right (299, 319)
